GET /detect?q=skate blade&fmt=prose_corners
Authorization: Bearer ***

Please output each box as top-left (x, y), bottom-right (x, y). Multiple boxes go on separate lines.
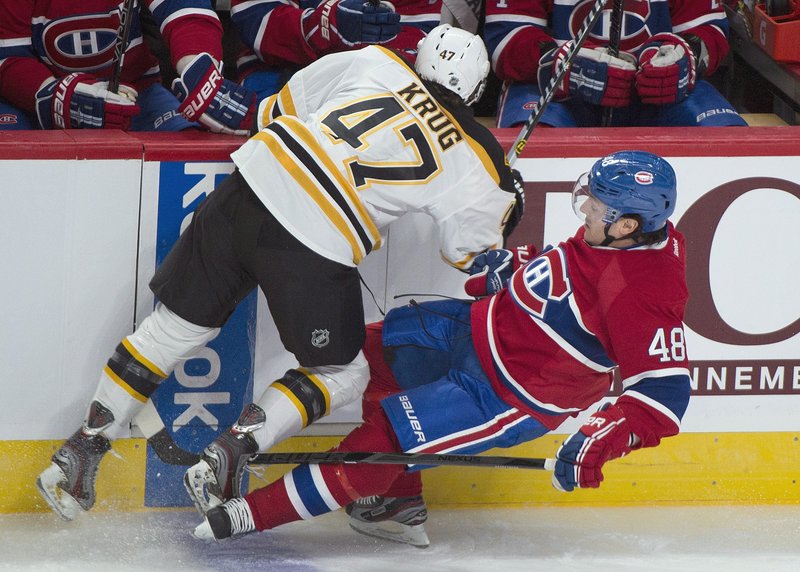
top-left (183, 460), bottom-right (222, 517)
top-left (349, 519), bottom-right (430, 548)
top-left (192, 518), bottom-right (217, 541)
top-left (35, 464), bottom-right (83, 522)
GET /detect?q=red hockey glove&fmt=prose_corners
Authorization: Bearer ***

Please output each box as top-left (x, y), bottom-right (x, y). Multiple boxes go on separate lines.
top-left (464, 244), bottom-right (537, 298)
top-left (301, 0), bottom-right (400, 56)
top-left (552, 403), bottom-right (633, 492)
top-left (35, 73), bottom-right (139, 130)
top-left (635, 33), bottom-right (696, 105)
top-left (538, 42), bottom-right (637, 107)
top-left (173, 53), bottom-right (256, 135)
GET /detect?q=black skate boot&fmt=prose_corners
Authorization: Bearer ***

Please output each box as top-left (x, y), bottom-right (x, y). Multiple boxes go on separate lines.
top-left (346, 495), bottom-right (430, 548)
top-left (192, 497), bottom-right (256, 541)
top-left (36, 401), bottom-right (114, 521)
top-left (184, 403), bottom-right (263, 515)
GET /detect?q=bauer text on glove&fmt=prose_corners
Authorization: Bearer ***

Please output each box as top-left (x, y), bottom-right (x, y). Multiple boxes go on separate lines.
top-left (173, 53), bottom-right (256, 135)
top-left (302, 0), bottom-right (401, 55)
top-left (552, 403), bottom-right (635, 492)
top-left (35, 73), bottom-right (139, 130)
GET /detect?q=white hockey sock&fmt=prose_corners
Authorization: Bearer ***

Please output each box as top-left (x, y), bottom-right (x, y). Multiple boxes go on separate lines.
top-left (250, 351), bottom-right (368, 451)
top-left (88, 303), bottom-right (220, 440)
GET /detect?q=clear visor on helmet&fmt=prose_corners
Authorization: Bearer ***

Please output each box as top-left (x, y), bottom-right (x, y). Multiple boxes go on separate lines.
top-left (571, 173), bottom-right (622, 225)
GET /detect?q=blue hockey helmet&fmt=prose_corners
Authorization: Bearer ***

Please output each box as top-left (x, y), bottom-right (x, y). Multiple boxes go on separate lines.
top-left (572, 150), bottom-right (677, 233)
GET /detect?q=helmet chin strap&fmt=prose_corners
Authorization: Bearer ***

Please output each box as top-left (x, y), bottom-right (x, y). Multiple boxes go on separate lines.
top-left (600, 223), bottom-right (619, 246)
top-left (600, 219), bottom-right (641, 247)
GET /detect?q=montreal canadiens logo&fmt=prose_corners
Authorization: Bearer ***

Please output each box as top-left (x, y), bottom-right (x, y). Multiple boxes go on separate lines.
top-left (635, 171), bottom-right (654, 185)
top-left (41, 14), bottom-right (119, 72)
top-left (570, 0), bottom-right (652, 50)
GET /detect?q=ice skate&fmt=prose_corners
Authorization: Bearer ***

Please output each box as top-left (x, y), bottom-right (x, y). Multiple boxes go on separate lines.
top-left (184, 403), bottom-right (263, 515)
top-left (193, 497), bottom-right (256, 541)
top-left (36, 427), bottom-right (112, 521)
top-left (36, 401), bottom-right (114, 521)
top-left (346, 495), bottom-right (430, 548)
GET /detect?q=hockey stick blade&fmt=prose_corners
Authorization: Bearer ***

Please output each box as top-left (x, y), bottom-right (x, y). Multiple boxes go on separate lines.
top-left (148, 428), bottom-right (202, 465)
top-left (134, 400), bottom-right (202, 465)
top-left (250, 451), bottom-right (556, 471)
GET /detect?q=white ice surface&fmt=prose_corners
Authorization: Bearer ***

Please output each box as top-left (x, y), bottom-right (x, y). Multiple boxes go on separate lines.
top-left (1, 505), bottom-right (799, 572)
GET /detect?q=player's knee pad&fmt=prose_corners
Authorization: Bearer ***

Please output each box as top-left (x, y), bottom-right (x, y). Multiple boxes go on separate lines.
top-left (127, 303), bottom-right (220, 375)
top-left (303, 350), bottom-right (369, 411)
top-left (271, 351), bottom-right (369, 427)
top-left (102, 337), bottom-right (169, 405)
top-left (92, 304), bottom-right (218, 437)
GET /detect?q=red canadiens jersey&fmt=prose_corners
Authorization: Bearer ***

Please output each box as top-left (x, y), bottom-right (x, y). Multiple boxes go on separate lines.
top-left (470, 223), bottom-right (691, 432)
top-left (230, 0), bottom-right (441, 68)
top-left (0, 0), bottom-right (222, 113)
top-left (484, 0), bottom-right (730, 83)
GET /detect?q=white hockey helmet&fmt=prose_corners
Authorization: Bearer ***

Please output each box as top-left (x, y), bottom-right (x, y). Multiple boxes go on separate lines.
top-left (415, 24), bottom-right (491, 106)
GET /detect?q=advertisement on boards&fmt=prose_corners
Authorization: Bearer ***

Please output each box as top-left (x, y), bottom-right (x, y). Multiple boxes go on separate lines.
top-left (143, 161), bottom-right (257, 507)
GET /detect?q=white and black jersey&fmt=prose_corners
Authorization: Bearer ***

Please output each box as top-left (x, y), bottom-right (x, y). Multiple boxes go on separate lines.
top-left (231, 45), bottom-right (518, 268)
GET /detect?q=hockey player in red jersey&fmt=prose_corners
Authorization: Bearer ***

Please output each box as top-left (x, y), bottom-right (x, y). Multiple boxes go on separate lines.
top-left (484, 0), bottom-right (747, 127)
top-left (35, 26), bottom-right (524, 523)
top-left (191, 150), bottom-right (692, 548)
top-left (0, 1), bottom-right (255, 133)
top-left (229, 0), bottom-right (438, 102)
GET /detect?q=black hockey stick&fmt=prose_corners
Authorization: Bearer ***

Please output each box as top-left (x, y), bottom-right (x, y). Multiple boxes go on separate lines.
top-left (249, 451), bottom-right (556, 470)
top-left (135, 400), bottom-right (202, 465)
top-left (135, 396), bottom-right (556, 470)
top-left (136, 397), bottom-right (555, 470)
top-left (109, 0), bottom-right (136, 93)
top-left (600, 0), bottom-right (624, 127)
top-left (506, 0), bottom-right (609, 167)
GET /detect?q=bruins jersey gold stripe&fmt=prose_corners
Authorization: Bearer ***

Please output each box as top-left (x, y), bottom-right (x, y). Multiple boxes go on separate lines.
top-left (258, 84), bottom-right (298, 130)
top-left (252, 117), bottom-right (381, 264)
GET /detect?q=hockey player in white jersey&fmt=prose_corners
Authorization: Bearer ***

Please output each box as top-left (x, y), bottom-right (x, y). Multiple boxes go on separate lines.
top-left (36, 25), bottom-right (524, 522)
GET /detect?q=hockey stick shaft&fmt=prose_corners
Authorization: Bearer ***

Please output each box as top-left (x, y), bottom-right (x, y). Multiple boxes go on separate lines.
top-left (600, 0), bottom-right (624, 127)
top-left (250, 451), bottom-right (556, 470)
top-left (109, 0), bottom-right (136, 93)
top-left (135, 397), bottom-right (555, 470)
top-left (506, 0), bottom-right (609, 167)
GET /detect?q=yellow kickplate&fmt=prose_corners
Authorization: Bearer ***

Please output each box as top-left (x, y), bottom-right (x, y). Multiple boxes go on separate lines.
top-left (5, 432), bottom-right (800, 514)
top-left (0, 439), bottom-right (146, 513)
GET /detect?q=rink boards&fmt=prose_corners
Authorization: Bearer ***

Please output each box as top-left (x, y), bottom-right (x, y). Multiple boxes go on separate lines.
top-left (1, 127), bottom-right (799, 513)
